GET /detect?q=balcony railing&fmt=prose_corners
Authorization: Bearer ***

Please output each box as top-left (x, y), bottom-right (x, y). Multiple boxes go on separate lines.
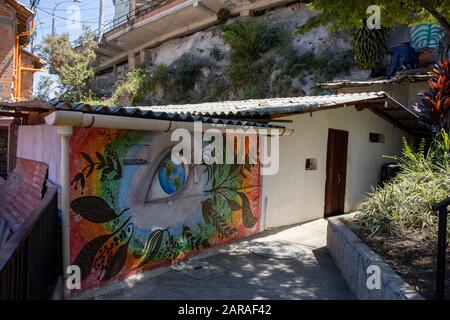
top-left (433, 196), bottom-right (450, 300)
top-left (103, 0), bottom-right (176, 35)
top-left (0, 188), bottom-right (58, 300)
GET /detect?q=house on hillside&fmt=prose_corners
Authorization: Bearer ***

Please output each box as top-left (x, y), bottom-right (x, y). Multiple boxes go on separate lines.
top-left (0, 0), bottom-right (45, 179)
top-left (0, 91), bottom-right (421, 297)
top-left (0, 0), bottom-right (45, 102)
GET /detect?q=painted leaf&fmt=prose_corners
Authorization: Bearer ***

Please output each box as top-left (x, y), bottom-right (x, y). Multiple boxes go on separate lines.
top-left (71, 196), bottom-right (117, 223)
top-left (71, 173), bottom-right (82, 187)
top-left (96, 152), bottom-right (105, 165)
top-left (86, 164), bottom-right (94, 178)
top-left (79, 174), bottom-right (86, 190)
top-left (237, 192), bottom-right (257, 228)
top-left (138, 229), bottom-right (164, 267)
top-left (81, 152), bottom-right (94, 165)
top-left (102, 167), bottom-right (114, 175)
top-left (72, 233), bottom-right (111, 280)
top-left (106, 157), bottom-right (114, 170)
top-left (227, 198), bottom-right (241, 211)
top-left (182, 225), bottom-right (193, 239)
top-left (202, 198), bottom-right (214, 224)
top-left (101, 242), bottom-right (129, 281)
top-left (114, 159), bottom-right (122, 180)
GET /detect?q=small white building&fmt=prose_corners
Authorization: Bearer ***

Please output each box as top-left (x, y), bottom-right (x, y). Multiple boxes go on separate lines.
top-left (0, 91), bottom-right (419, 294)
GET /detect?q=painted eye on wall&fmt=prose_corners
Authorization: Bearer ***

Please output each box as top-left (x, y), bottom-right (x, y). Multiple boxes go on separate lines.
top-left (146, 154), bottom-right (189, 201)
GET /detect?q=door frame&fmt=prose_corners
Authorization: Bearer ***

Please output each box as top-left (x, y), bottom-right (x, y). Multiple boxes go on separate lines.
top-left (0, 119), bottom-right (17, 178)
top-left (324, 128), bottom-right (349, 218)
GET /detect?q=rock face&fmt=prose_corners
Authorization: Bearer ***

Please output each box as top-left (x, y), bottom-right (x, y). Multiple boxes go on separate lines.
top-left (91, 4), bottom-right (372, 104)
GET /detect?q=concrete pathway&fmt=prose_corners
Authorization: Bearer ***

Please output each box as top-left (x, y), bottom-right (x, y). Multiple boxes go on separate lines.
top-left (83, 219), bottom-right (354, 300)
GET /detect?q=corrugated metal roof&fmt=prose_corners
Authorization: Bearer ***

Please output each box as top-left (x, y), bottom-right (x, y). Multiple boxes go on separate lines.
top-left (0, 158), bottom-right (48, 232)
top-left (1, 92), bottom-right (394, 119)
top-left (0, 91), bottom-right (421, 133)
top-left (0, 100), bottom-right (282, 128)
top-left (131, 92), bottom-right (396, 117)
top-left (317, 74), bottom-right (429, 89)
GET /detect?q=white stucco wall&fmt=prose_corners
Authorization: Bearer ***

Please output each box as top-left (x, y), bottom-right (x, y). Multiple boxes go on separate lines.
top-left (16, 125), bottom-right (61, 187)
top-left (262, 106), bottom-right (407, 228)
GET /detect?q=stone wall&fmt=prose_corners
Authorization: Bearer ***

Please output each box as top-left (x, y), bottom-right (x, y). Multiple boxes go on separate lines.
top-left (327, 216), bottom-right (424, 300)
top-left (92, 4), bottom-right (372, 103)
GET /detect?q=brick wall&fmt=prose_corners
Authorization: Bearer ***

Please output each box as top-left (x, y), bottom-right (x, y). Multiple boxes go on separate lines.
top-left (0, 0), bottom-right (16, 101)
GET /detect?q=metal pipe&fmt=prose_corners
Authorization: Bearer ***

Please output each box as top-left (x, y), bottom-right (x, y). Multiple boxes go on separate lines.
top-left (14, 20), bottom-right (36, 101)
top-left (57, 125), bottom-right (73, 300)
top-left (45, 111), bottom-right (295, 136)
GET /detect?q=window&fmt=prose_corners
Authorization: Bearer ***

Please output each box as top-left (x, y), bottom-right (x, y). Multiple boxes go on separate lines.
top-left (305, 158), bottom-right (317, 170)
top-left (0, 120), bottom-right (17, 179)
top-left (369, 133), bottom-right (385, 143)
top-left (0, 127), bottom-right (8, 179)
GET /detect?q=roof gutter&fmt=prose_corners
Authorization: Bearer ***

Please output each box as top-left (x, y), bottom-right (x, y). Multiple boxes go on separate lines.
top-left (45, 110), bottom-right (295, 136)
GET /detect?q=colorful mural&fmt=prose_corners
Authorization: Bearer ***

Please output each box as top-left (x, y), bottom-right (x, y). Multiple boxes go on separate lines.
top-left (69, 128), bottom-right (261, 290)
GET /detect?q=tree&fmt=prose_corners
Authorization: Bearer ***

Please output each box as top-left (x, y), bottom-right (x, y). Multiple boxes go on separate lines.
top-left (296, 0), bottom-right (450, 35)
top-left (36, 26), bottom-right (98, 102)
top-left (33, 75), bottom-right (57, 101)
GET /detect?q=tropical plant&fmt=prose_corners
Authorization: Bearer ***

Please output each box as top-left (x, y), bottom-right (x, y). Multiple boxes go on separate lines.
top-left (418, 58), bottom-right (450, 133)
top-left (354, 137), bottom-right (450, 238)
top-left (351, 24), bottom-right (389, 69)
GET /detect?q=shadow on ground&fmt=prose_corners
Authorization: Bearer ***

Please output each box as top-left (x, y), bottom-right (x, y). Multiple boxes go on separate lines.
top-left (88, 219), bottom-right (354, 300)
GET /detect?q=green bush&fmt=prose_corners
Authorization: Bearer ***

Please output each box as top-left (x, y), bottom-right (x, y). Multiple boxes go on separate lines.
top-left (272, 74), bottom-right (296, 97)
top-left (222, 20), bottom-right (284, 96)
top-left (111, 66), bottom-right (153, 105)
top-left (152, 64), bottom-right (169, 84)
top-left (170, 54), bottom-right (202, 91)
top-left (354, 135), bottom-right (450, 238)
top-left (222, 20), bottom-right (284, 62)
top-left (217, 8), bottom-right (231, 25)
top-left (276, 46), bottom-right (354, 80)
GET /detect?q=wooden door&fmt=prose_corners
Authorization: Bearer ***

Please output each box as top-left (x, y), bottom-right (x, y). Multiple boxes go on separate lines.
top-left (324, 129), bottom-right (348, 217)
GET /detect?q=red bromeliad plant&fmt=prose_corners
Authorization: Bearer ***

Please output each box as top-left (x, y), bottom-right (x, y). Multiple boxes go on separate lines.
top-left (419, 58), bottom-right (450, 133)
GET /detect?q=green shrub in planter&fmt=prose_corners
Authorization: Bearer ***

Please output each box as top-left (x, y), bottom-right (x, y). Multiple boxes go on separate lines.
top-left (217, 8), bottom-right (231, 25)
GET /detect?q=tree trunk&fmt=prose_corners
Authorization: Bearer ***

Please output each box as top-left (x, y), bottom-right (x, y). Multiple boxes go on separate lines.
top-left (420, 2), bottom-right (450, 35)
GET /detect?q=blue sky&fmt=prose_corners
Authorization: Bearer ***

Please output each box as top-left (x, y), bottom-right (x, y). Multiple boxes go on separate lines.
top-left (31, 0), bottom-right (116, 96)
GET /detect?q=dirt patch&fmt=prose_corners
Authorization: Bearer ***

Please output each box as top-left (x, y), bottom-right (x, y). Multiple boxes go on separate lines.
top-left (342, 217), bottom-right (450, 300)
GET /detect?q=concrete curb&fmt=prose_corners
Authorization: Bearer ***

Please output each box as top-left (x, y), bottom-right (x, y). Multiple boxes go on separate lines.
top-left (327, 215), bottom-right (424, 300)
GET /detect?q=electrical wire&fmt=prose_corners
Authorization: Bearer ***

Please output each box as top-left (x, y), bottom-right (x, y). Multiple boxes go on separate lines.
top-left (36, 6), bottom-right (101, 12)
top-left (36, 7), bottom-right (100, 23)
